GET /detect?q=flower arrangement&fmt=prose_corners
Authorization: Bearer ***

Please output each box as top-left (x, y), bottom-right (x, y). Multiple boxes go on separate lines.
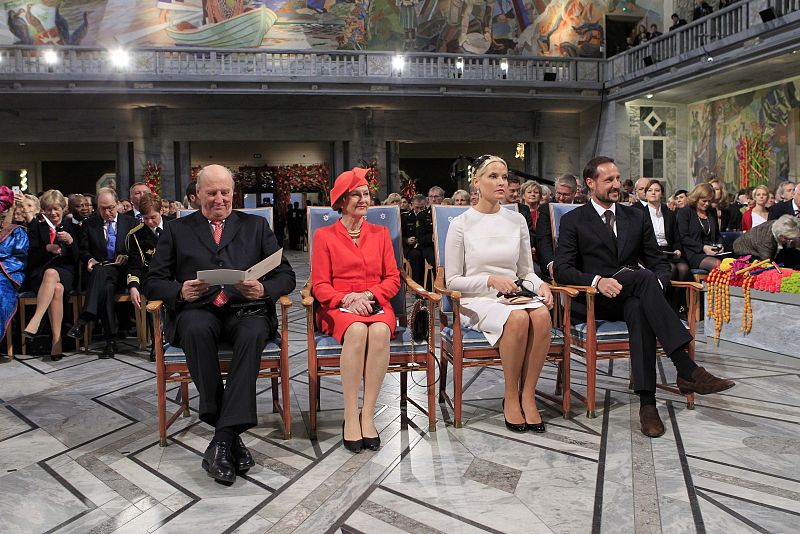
top-left (357, 158), bottom-right (381, 193)
top-left (143, 161), bottom-right (162, 195)
top-left (399, 170), bottom-right (416, 199)
top-left (736, 133), bottom-right (770, 189)
top-left (273, 163), bottom-right (330, 211)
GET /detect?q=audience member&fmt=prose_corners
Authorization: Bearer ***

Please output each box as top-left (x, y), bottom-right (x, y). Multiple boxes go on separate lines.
top-left (311, 168), bottom-right (399, 453)
top-left (129, 182), bottom-right (151, 222)
top-left (452, 189), bottom-right (470, 205)
top-left (741, 184), bottom-right (770, 231)
top-left (67, 193), bottom-right (91, 225)
top-left (445, 155), bottom-right (553, 433)
top-left (0, 186), bottom-right (29, 348)
top-left (540, 185), bottom-right (552, 204)
top-left (400, 197), bottom-right (410, 211)
top-left (677, 183), bottom-right (723, 272)
top-left (428, 186), bottom-right (445, 206)
top-left (119, 199), bottom-right (133, 214)
top-left (442, 198), bottom-right (454, 205)
top-left (708, 178), bottom-right (741, 231)
top-left (649, 24), bottom-right (662, 38)
top-left (634, 24), bottom-right (649, 45)
top-left (733, 215), bottom-right (800, 268)
top-left (622, 179), bottom-right (634, 196)
top-left (383, 193), bottom-right (402, 206)
top-left (555, 157), bottom-right (734, 437)
top-left (693, 0), bottom-right (713, 20)
top-left (669, 13), bottom-right (688, 31)
top-left (673, 189), bottom-right (688, 210)
top-left (186, 181), bottom-right (200, 209)
top-left (520, 180), bottom-right (542, 229)
top-left (23, 190), bottom-right (80, 361)
top-left (67, 187), bottom-right (137, 359)
top-left (769, 182), bottom-right (800, 219)
top-left (401, 194), bottom-right (434, 287)
top-left (144, 164), bottom-right (295, 485)
top-left (21, 194), bottom-right (41, 224)
top-left (766, 191), bottom-right (775, 209)
top-left (503, 175), bottom-right (535, 247)
top-left (634, 177), bottom-right (649, 204)
top-left (535, 174), bottom-right (578, 276)
top-left (777, 181), bottom-right (796, 202)
top-left (469, 184), bottom-right (480, 205)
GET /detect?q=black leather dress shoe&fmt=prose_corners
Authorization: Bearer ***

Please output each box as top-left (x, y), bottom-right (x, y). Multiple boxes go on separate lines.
top-left (202, 441), bottom-right (236, 485)
top-left (66, 320), bottom-right (86, 340)
top-left (50, 354), bottom-right (64, 362)
top-left (526, 421), bottom-right (547, 433)
top-left (232, 436), bottom-right (256, 474)
top-left (502, 399), bottom-right (527, 433)
top-left (342, 421), bottom-right (362, 453)
top-left (99, 341), bottom-right (116, 359)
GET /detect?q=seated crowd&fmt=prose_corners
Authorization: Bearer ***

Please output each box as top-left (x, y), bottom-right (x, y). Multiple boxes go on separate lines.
top-left (0, 158), bottom-right (797, 487)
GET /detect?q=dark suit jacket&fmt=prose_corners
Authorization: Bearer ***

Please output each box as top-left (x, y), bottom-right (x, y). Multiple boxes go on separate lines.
top-left (143, 210), bottom-right (296, 344)
top-left (676, 206), bottom-right (719, 269)
top-left (516, 202), bottom-right (535, 245)
top-left (768, 199), bottom-right (798, 220)
top-left (554, 203), bottom-right (671, 289)
top-left (125, 223), bottom-right (160, 290)
top-left (534, 203), bottom-right (554, 273)
top-left (78, 214), bottom-right (137, 265)
top-left (26, 216), bottom-right (80, 287)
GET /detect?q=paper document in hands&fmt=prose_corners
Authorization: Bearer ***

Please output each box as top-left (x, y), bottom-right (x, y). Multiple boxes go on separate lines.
top-left (196, 249), bottom-right (283, 285)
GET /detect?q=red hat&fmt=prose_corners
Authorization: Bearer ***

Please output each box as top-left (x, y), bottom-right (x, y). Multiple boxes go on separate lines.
top-left (330, 167), bottom-right (369, 207)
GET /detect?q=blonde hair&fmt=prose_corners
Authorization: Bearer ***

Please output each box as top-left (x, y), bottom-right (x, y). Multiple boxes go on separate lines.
top-left (520, 180), bottom-right (542, 198)
top-left (40, 189), bottom-right (66, 210)
top-left (686, 183), bottom-right (715, 207)
top-left (471, 155), bottom-right (507, 184)
top-left (383, 192), bottom-right (402, 205)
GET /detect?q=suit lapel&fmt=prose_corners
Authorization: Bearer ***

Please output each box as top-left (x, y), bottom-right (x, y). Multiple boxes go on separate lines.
top-left (615, 205), bottom-right (629, 261)
top-left (189, 211), bottom-right (218, 254)
top-left (582, 204), bottom-right (617, 256)
top-left (218, 211), bottom-right (242, 251)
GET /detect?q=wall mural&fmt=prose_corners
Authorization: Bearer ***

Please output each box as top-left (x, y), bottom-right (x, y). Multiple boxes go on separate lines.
top-left (688, 79), bottom-right (800, 189)
top-left (0, 0), bottom-right (661, 57)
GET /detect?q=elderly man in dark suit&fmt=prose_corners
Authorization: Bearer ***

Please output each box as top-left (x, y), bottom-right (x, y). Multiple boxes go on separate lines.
top-left (734, 215), bottom-right (800, 268)
top-left (144, 164), bottom-right (295, 486)
top-left (67, 187), bottom-right (136, 359)
top-left (554, 156), bottom-right (734, 437)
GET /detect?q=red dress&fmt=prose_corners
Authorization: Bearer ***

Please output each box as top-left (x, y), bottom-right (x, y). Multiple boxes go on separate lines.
top-left (312, 220), bottom-right (401, 343)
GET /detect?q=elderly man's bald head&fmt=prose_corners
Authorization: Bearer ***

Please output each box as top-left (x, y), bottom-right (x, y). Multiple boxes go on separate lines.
top-left (635, 177), bottom-right (649, 201)
top-left (197, 164), bottom-right (234, 221)
top-left (197, 164), bottom-right (234, 189)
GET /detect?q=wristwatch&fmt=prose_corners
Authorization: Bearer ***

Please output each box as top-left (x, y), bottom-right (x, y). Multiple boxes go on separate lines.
top-left (363, 290), bottom-right (374, 301)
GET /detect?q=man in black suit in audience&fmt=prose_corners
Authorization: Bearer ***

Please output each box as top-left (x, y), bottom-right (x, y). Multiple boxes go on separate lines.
top-left (535, 174), bottom-right (579, 277)
top-left (68, 187), bottom-right (137, 359)
top-left (554, 156), bottom-right (734, 437)
top-left (144, 164), bottom-right (295, 486)
top-left (503, 174), bottom-right (535, 244)
top-left (768, 182), bottom-right (800, 267)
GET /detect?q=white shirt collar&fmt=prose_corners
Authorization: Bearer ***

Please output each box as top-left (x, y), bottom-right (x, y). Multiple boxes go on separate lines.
top-left (590, 198), bottom-right (616, 219)
top-left (793, 200), bottom-right (800, 213)
top-left (648, 203), bottom-right (662, 216)
top-left (640, 199), bottom-right (648, 205)
top-left (106, 215), bottom-right (118, 225)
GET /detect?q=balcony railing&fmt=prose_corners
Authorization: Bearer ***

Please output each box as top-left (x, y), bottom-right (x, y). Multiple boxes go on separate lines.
top-left (0, 47), bottom-right (605, 86)
top-left (608, 0), bottom-right (800, 80)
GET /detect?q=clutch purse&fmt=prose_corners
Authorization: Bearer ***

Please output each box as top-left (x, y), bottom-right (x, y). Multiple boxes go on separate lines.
top-left (496, 279), bottom-right (539, 305)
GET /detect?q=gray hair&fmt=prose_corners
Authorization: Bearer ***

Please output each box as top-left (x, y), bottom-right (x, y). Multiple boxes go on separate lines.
top-left (555, 174), bottom-right (578, 192)
top-left (428, 186), bottom-right (446, 197)
top-left (452, 189), bottom-right (470, 201)
top-left (411, 194), bottom-right (427, 203)
top-left (97, 187), bottom-right (118, 203)
top-left (772, 215), bottom-right (800, 248)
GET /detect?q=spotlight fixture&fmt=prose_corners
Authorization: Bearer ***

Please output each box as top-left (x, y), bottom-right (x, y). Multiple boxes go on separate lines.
top-left (43, 49), bottom-right (58, 65)
top-left (646, 94), bottom-right (654, 99)
top-left (704, 55), bottom-right (714, 63)
top-left (455, 56), bottom-right (464, 78)
top-left (500, 58), bottom-right (509, 79)
top-left (391, 54), bottom-right (405, 74)
top-left (109, 48), bottom-right (130, 69)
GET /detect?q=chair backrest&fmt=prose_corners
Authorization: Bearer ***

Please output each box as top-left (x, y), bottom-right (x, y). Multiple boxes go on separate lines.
top-left (178, 207), bottom-right (274, 229)
top-left (720, 231), bottom-right (742, 252)
top-left (307, 205), bottom-right (405, 316)
top-left (549, 203), bottom-right (580, 244)
top-left (432, 204), bottom-right (518, 267)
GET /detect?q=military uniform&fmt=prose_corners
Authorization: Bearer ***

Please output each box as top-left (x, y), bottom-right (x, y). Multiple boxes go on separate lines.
top-left (125, 223), bottom-right (160, 291)
top-left (401, 207), bottom-right (434, 288)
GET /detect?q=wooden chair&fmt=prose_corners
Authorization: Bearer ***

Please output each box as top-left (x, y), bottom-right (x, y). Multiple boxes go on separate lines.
top-left (431, 205), bottom-right (577, 428)
top-left (302, 205), bottom-right (440, 438)
top-left (548, 203), bottom-right (702, 418)
top-left (17, 291), bottom-right (81, 355)
top-left (147, 207), bottom-right (293, 446)
top-left (82, 291), bottom-right (148, 352)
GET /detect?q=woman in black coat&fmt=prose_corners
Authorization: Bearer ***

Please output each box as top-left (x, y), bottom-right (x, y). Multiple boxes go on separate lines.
top-left (637, 180), bottom-right (691, 281)
top-left (677, 184), bottom-right (722, 271)
top-left (24, 190), bottom-right (79, 359)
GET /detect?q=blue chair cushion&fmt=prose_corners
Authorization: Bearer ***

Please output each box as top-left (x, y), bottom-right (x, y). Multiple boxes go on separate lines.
top-left (442, 326), bottom-right (565, 348)
top-left (691, 269), bottom-right (709, 275)
top-left (314, 326), bottom-right (427, 357)
top-left (163, 337), bottom-right (282, 363)
top-left (571, 320), bottom-right (690, 343)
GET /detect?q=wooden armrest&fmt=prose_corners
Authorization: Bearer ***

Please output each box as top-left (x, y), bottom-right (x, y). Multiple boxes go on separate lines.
top-left (146, 300), bottom-right (163, 313)
top-left (671, 280), bottom-right (703, 290)
top-left (563, 284), bottom-right (597, 295)
top-left (401, 271), bottom-right (441, 302)
top-left (433, 268), bottom-right (462, 300)
top-left (278, 295), bottom-right (292, 308)
top-left (302, 295), bottom-right (314, 307)
top-left (300, 278), bottom-right (312, 299)
top-left (550, 286), bottom-right (579, 297)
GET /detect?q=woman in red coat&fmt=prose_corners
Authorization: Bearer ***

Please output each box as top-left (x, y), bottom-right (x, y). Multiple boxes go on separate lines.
top-left (312, 168), bottom-right (400, 453)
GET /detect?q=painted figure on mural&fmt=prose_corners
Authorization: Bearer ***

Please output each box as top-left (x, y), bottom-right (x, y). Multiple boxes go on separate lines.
top-left (397, 0), bottom-right (419, 48)
top-left (4, 0), bottom-right (89, 45)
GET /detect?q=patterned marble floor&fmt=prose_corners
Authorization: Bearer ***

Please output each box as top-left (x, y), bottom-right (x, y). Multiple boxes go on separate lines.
top-left (1, 249), bottom-right (799, 534)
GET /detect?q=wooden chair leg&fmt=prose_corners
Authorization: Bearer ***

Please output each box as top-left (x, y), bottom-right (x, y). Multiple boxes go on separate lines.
top-left (271, 377), bottom-right (280, 413)
top-left (308, 366), bottom-right (318, 439)
top-left (281, 362), bottom-right (291, 440)
top-left (562, 351), bottom-right (571, 418)
top-left (453, 354), bottom-right (463, 428)
top-left (400, 371), bottom-right (408, 411)
top-left (586, 351), bottom-right (597, 418)
top-left (156, 357), bottom-right (167, 447)
top-left (554, 361), bottom-right (563, 395)
top-left (438, 351), bottom-right (448, 403)
top-left (84, 323), bottom-right (92, 354)
top-left (19, 302), bottom-right (27, 356)
top-left (180, 382), bottom-right (190, 417)
top-left (4, 327), bottom-right (12, 359)
top-left (427, 350), bottom-right (436, 432)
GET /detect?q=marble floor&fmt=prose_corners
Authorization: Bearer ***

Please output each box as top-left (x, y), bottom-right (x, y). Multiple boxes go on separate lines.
top-left (1, 250), bottom-right (799, 533)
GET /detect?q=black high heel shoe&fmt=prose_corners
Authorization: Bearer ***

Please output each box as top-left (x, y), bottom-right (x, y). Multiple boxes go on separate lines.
top-left (502, 399), bottom-right (527, 433)
top-left (342, 421), bottom-right (362, 453)
top-left (360, 413), bottom-right (380, 451)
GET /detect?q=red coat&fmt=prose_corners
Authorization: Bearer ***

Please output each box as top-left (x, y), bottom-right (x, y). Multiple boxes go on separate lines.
top-left (311, 220), bottom-right (400, 342)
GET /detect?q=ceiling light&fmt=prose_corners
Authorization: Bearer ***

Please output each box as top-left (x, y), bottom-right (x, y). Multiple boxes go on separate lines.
top-left (43, 49), bottom-right (58, 65)
top-left (109, 48), bottom-right (129, 68)
top-left (646, 94), bottom-right (654, 99)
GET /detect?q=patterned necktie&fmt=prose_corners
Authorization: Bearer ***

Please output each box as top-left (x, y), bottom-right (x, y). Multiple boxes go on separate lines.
top-left (211, 221), bottom-right (228, 307)
top-left (106, 221), bottom-right (116, 260)
top-left (603, 210), bottom-right (616, 239)
top-left (136, 212), bottom-right (143, 223)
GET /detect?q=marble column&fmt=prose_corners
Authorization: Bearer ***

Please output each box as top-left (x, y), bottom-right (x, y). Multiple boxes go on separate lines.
top-left (131, 107), bottom-right (176, 199)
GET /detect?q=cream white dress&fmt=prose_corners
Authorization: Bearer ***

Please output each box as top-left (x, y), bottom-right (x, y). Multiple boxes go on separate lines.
top-left (444, 206), bottom-right (545, 346)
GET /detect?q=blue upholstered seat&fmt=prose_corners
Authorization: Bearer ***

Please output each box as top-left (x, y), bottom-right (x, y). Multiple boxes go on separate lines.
top-left (441, 326), bottom-right (565, 348)
top-left (691, 269), bottom-right (709, 276)
top-left (550, 203), bottom-right (581, 242)
top-left (571, 319), bottom-right (691, 343)
top-left (163, 337), bottom-right (282, 363)
top-left (314, 327), bottom-right (427, 357)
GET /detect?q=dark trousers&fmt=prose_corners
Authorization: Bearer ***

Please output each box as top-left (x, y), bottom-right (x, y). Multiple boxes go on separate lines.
top-left (82, 264), bottom-right (123, 340)
top-left (176, 305), bottom-right (270, 431)
top-left (595, 269), bottom-right (693, 393)
top-left (405, 245), bottom-right (435, 289)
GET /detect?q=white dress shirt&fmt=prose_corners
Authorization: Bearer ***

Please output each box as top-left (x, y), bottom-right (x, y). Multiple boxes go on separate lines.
top-left (648, 204), bottom-right (668, 246)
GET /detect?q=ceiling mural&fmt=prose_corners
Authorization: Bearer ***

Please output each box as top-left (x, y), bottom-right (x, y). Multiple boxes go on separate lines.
top-left (0, 0), bottom-right (662, 57)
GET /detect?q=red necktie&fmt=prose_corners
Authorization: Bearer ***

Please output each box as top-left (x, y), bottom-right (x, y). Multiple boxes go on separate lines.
top-left (49, 227), bottom-right (56, 244)
top-left (211, 221), bottom-right (228, 307)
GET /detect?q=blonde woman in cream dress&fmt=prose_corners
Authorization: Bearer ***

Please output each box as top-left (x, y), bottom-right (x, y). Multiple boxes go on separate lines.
top-left (445, 155), bottom-right (554, 433)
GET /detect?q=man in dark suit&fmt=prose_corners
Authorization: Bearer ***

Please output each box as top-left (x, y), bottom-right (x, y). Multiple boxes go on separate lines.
top-left (554, 156), bottom-right (734, 437)
top-left (67, 187), bottom-right (136, 359)
top-left (144, 164), bottom-right (295, 486)
top-left (535, 174), bottom-right (579, 277)
top-left (402, 194), bottom-right (434, 288)
top-left (768, 183), bottom-right (800, 267)
top-left (504, 174), bottom-right (535, 244)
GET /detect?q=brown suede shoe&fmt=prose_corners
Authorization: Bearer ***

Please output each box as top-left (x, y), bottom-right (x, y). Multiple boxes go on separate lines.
top-left (639, 405), bottom-right (665, 438)
top-left (676, 367), bottom-right (735, 395)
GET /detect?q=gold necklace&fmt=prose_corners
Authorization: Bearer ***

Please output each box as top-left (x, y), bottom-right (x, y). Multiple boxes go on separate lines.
top-left (344, 219), bottom-right (362, 239)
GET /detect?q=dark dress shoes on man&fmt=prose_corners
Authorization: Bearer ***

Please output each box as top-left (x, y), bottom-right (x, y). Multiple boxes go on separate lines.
top-left (639, 405), bottom-right (666, 438)
top-left (50, 354), bottom-right (64, 362)
top-left (202, 441), bottom-right (236, 485)
top-left (99, 340), bottom-right (117, 359)
top-left (676, 367), bottom-right (735, 395)
top-left (231, 436), bottom-right (256, 474)
top-left (66, 320), bottom-right (86, 340)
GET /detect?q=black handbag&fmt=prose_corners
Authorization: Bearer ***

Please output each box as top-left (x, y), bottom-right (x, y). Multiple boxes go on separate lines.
top-left (410, 299), bottom-right (429, 343)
